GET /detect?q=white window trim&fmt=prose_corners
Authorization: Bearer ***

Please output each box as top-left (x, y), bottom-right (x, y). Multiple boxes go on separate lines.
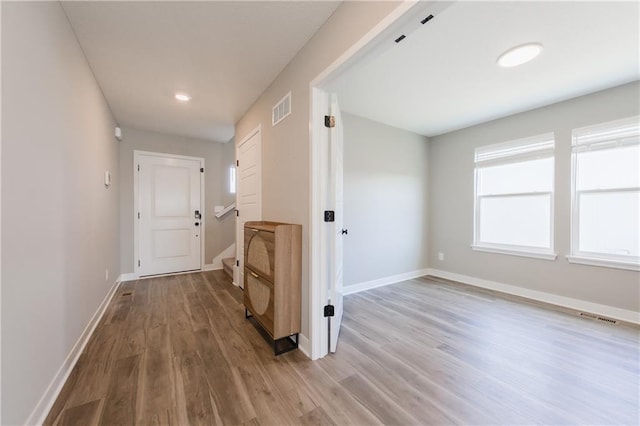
top-left (569, 116), bottom-right (640, 269)
top-left (472, 244), bottom-right (557, 260)
top-left (566, 255), bottom-right (639, 272)
top-left (473, 133), bottom-right (556, 260)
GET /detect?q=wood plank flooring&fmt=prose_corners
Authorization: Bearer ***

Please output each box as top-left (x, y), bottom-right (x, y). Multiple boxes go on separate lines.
top-left (45, 271), bottom-right (639, 425)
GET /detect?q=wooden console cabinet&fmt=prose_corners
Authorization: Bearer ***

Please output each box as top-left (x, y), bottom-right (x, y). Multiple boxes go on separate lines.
top-left (243, 221), bottom-right (301, 354)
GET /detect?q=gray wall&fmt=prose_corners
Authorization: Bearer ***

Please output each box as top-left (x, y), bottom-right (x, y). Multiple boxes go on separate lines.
top-left (1, 2), bottom-right (120, 423)
top-left (342, 113), bottom-right (429, 286)
top-left (119, 127), bottom-right (235, 273)
top-left (236, 1), bottom-right (403, 338)
top-left (428, 81), bottom-right (640, 313)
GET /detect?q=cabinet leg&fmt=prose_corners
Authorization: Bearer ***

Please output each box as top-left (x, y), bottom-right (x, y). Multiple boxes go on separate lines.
top-left (274, 333), bottom-right (299, 356)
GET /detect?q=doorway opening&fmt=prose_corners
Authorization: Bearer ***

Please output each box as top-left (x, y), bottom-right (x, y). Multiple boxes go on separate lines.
top-left (134, 150), bottom-right (205, 277)
top-left (308, 1), bottom-right (447, 360)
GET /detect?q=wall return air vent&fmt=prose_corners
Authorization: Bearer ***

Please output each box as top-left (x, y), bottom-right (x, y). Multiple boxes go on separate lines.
top-left (272, 92), bottom-right (291, 127)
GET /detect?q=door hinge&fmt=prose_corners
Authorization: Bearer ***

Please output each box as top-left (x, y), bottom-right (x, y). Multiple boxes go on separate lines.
top-left (200, 167), bottom-right (204, 173)
top-left (324, 210), bottom-right (335, 222)
top-left (236, 160), bottom-right (239, 167)
top-left (137, 164), bottom-right (140, 172)
top-left (138, 260), bottom-right (141, 267)
top-left (324, 305), bottom-right (335, 317)
top-left (236, 209), bottom-right (239, 217)
top-left (420, 14), bottom-right (434, 25)
top-left (324, 115), bottom-right (335, 128)
top-left (236, 259), bottom-right (239, 267)
top-left (137, 212), bottom-right (140, 219)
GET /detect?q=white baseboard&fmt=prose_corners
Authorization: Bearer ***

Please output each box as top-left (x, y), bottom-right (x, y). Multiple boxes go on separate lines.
top-left (25, 278), bottom-right (122, 425)
top-left (119, 266), bottom-right (224, 282)
top-left (426, 268), bottom-right (640, 325)
top-left (118, 272), bottom-right (137, 282)
top-left (298, 333), bottom-right (311, 358)
top-left (202, 263), bottom-right (221, 271)
top-left (210, 243), bottom-right (236, 270)
top-left (343, 268), bottom-right (431, 296)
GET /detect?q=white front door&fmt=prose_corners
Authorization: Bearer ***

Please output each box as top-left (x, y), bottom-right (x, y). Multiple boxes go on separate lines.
top-left (136, 152), bottom-right (203, 276)
top-left (328, 94), bottom-right (344, 353)
top-left (235, 127), bottom-right (262, 288)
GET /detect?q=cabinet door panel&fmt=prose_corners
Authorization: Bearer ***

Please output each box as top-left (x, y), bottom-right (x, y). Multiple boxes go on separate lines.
top-left (244, 270), bottom-right (275, 336)
top-left (244, 228), bottom-right (275, 282)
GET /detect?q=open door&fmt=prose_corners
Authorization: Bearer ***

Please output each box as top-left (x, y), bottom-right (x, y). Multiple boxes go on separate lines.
top-left (235, 126), bottom-right (262, 288)
top-left (328, 93), bottom-right (344, 352)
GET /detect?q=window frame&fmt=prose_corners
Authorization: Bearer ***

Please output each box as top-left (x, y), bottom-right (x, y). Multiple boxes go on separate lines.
top-left (229, 166), bottom-right (237, 194)
top-left (472, 133), bottom-right (557, 260)
top-left (569, 116), bottom-right (640, 271)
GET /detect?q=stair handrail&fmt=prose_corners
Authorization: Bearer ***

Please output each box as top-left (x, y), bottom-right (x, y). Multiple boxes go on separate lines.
top-left (215, 202), bottom-right (236, 219)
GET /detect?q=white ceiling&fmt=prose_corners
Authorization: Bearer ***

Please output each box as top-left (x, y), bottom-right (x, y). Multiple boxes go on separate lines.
top-left (328, 1), bottom-right (640, 137)
top-left (62, 1), bottom-right (341, 142)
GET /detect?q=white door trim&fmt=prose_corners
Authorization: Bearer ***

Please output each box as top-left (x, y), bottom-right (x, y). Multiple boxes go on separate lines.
top-left (307, 1), bottom-right (429, 360)
top-left (235, 125), bottom-right (262, 287)
top-left (309, 88), bottom-right (330, 360)
top-left (133, 150), bottom-right (205, 279)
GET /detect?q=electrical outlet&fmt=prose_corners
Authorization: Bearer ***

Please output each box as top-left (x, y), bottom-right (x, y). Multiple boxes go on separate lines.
top-left (438, 252), bottom-right (444, 261)
top-left (105, 268), bottom-right (109, 281)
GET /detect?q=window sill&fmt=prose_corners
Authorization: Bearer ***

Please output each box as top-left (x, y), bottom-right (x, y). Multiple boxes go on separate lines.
top-left (566, 255), bottom-right (640, 272)
top-left (471, 245), bottom-right (557, 261)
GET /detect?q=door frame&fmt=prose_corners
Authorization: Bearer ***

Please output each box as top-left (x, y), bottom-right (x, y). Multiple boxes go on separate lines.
top-left (307, 1), bottom-right (433, 359)
top-left (234, 125), bottom-right (262, 287)
top-left (133, 150), bottom-right (205, 278)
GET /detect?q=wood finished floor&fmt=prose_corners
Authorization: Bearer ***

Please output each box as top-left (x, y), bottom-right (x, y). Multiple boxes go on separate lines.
top-left (45, 271), bottom-right (640, 425)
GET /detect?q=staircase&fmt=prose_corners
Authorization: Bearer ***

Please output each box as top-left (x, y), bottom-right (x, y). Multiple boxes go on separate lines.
top-left (221, 257), bottom-right (235, 280)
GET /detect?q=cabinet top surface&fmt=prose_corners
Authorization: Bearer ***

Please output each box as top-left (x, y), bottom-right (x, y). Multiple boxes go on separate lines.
top-left (245, 221), bottom-right (301, 232)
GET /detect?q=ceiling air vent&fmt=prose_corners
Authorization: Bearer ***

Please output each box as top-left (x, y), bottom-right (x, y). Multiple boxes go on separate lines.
top-left (272, 92), bottom-right (292, 127)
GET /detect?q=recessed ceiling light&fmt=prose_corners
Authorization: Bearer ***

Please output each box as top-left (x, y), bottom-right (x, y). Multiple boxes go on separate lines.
top-left (497, 43), bottom-right (543, 68)
top-left (175, 93), bottom-right (191, 102)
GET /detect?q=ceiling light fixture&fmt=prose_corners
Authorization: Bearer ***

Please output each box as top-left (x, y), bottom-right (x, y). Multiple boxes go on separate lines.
top-left (175, 93), bottom-right (191, 102)
top-left (497, 43), bottom-right (543, 68)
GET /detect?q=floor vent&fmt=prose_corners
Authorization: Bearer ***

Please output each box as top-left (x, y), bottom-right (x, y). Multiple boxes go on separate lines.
top-left (272, 92), bottom-right (291, 126)
top-left (579, 312), bottom-right (618, 324)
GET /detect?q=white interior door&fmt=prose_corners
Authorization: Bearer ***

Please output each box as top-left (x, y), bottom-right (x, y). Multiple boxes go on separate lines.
top-left (236, 127), bottom-right (262, 288)
top-left (329, 94), bottom-right (344, 353)
top-left (137, 153), bottom-right (203, 276)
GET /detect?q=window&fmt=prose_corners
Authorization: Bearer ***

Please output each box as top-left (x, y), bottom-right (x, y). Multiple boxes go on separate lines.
top-left (229, 166), bottom-right (236, 194)
top-left (473, 133), bottom-right (556, 259)
top-left (569, 116), bottom-right (640, 271)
